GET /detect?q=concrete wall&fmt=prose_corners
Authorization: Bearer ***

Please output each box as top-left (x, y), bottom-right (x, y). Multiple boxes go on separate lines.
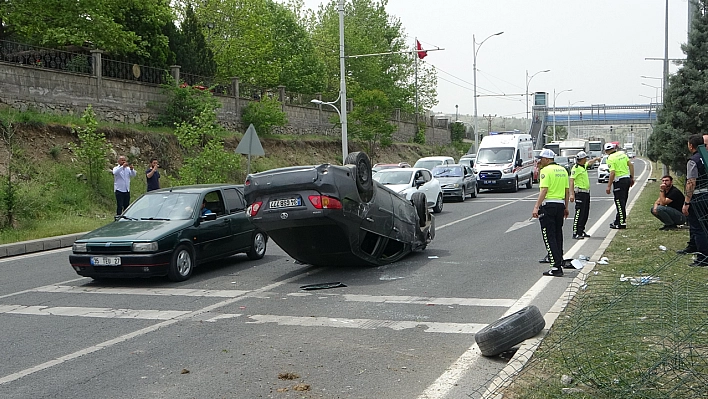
top-left (0, 62), bottom-right (451, 145)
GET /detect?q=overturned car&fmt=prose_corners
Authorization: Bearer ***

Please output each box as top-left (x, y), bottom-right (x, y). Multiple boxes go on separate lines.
top-left (243, 152), bottom-right (434, 266)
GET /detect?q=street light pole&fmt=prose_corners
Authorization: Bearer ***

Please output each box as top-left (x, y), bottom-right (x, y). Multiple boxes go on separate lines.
top-left (338, 0), bottom-right (348, 163)
top-left (525, 69), bottom-right (550, 132)
top-left (473, 31), bottom-right (503, 155)
top-left (641, 82), bottom-right (661, 103)
top-left (552, 88), bottom-right (572, 141)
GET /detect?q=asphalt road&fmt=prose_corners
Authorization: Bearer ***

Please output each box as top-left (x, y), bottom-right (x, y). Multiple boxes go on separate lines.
top-left (0, 159), bottom-right (648, 399)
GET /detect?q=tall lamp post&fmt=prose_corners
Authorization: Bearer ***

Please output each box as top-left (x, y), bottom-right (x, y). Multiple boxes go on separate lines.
top-left (641, 82), bottom-right (661, 103)
top-left (473, 31), bottom-right (503, 154)
top-left (525, 69), bottom-right (550, 132)
top-left (567, 100), bottom-right (584, 138)
top-left (552, 88), bottom-right (572, 141)
top-left (337, 0), bottom-right (348, 162)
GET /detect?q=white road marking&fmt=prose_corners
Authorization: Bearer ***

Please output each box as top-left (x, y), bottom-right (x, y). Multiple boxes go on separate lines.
top-left (246, 315), bottom-right (484, 334)
top-left (437, 193), bottom-right (537, 231)
top-left (0, 305), bottom-right (191, 320)
top-left (32, 285), bottom-right (250, 298)
top-left (338, 294), bottom-right (515, 308)
top-left (0, 278), bottom-right (87, 301)
top-left (0, 275), bottom-right (303, 386)
top-left (505, 219), bottom-right (535, 233)
top-left (0, 247), bottom-right (71, 263)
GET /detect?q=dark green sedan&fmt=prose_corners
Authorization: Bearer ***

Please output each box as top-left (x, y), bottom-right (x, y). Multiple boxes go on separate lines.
top-left (69, 184), bottom-right (267, 282)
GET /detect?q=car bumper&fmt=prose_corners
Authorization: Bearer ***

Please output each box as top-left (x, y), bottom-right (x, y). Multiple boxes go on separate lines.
top-left (69, 251), bottom-right (172, 278)
top-left (598, 172), bottom-right (609, 182)
top-left (441, 187), bottom-right (464, 198)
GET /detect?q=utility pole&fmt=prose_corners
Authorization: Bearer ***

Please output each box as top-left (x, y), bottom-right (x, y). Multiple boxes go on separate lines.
top-left (483, 114), bottom-right (496, 137)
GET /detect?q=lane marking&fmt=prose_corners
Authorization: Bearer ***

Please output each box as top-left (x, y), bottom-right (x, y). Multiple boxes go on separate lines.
top-left (0, 305), bottom-right (191, 320)
top-left (437, 193), bottom-right (537, 231)
top-left (505, 219), bottom-right (535, 233)
top-left (338, 294), bottom-right (515, 308)
top-left (0, 278), bottom-right (87, 301)
top-left (0, 274), bottom-right (306, 386)
top-left (246, 315), bottom-right (484, 334)
top-left (0, 247), bottom-right (71, 263)
top-left (32, 285), bottom-right (250, 298)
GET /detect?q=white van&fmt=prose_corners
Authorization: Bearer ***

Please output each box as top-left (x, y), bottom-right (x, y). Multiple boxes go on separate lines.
top-left (475, 133), bottom-right (534, 192)
top-left (413, 156), bottom-right (455, 171)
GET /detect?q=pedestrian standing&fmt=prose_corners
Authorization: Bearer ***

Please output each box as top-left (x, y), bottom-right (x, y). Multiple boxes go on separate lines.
top-left (604, 143), bottom-right (634, 229)
top-left (569, 151), bottom-right (601, 239)
top-left (113, 155), bottom-right (136, 216)
top-left (651, 175), bottom-right (686, 230)
top-left (682, 134), bottom-right (708, 266)
top-left (146, 158), bottom-right (160, 192)
top-left (532, 148), bottom-right (569, 277)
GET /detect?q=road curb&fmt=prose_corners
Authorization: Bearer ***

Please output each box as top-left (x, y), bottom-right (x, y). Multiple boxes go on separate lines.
top-left (0, 232), bottom-right (87, 259)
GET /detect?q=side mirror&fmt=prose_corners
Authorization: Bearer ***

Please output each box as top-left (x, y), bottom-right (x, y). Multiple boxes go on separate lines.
top-left (515, 159), bottom-right (522, 167)
top-left (200, 213), bottom-right (217, 222)
top-left (415, 178), bottom-right (425, 188)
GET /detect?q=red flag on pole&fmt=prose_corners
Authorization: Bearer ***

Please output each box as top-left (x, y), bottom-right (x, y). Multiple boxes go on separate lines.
top-left (416, 40), bottom-right (428, 59)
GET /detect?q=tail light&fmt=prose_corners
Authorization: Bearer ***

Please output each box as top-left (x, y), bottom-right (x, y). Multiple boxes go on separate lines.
top-left (247, 201), bottom-right (262, 216)
top-left (308, 195), bottom-right (342, 209)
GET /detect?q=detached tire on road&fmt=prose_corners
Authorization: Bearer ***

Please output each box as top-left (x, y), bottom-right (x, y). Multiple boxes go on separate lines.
top-left (411, 192), bottom-right (427, 227)
top-left (345, 151), bottom-right (373, 203)
top-left (475, 305), bottom-right (545, 357)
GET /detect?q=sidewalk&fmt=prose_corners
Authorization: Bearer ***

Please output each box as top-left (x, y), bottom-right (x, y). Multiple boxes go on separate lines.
top-left (0, 232), bottom-right (86, 258)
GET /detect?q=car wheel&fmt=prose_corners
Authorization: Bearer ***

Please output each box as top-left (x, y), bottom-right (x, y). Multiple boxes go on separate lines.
top-left (168, 244), bottom-right (194, 282)
top-left (247, 231), bottom-right (268, 260)
top-left (470, 183), bottom-right (478, 198)
top-left (344, 151), bottom-right (373, 203)
top-left (433, 193), bottom-right (443, 213)
top-left (511, 177), bottom-right (519, 193)
top-left (475, 305), bottom-right (546, 357)
top-left (411, 192), bottom-right (427, 227)
top-left (459, 187), bottom-right (466, 202)
top-left (525, 177), bottom-right (533, 189)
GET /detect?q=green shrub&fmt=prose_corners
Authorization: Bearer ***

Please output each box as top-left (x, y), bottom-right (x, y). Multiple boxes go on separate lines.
top-left (69, 105), bottom-right (113, 189)
top-left (153, 79), bottom-right (222, 127)
top-left (49, 145), bottom-right (61, 159)
top-left (241, 96), bottom-right (287, 135)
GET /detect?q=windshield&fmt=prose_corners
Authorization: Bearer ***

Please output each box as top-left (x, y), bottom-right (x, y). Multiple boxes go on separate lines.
top-left (560, 149), bottom-right (582, 157)
top-left (477, 148), bottom-right (514, 164)
top-left (588, 143), bottom-right (602, 151)
top-left (600, 156), bottom-right (608, 165)
top-left (413, 160), bottom-right (443, 170)
top-left (432, 166), bottom-right (463, 177)
top-left (123, 192), bottom-right (200, 220)
top-left (555, 156), bottom-right (569, 164)
top-left (373, 170), bottom-right (413, 185)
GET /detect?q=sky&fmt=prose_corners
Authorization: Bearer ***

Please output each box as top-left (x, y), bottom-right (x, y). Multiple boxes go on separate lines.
top-left (297, 0), bottom-right (690, 121)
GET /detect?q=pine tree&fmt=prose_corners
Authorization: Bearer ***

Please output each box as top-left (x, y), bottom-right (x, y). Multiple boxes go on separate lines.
top-left (648, 0), bottom-right (708, 173)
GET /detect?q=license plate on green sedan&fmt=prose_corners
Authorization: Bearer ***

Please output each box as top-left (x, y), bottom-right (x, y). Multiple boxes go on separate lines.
top-left (90, 256), bottom-right (121, 266)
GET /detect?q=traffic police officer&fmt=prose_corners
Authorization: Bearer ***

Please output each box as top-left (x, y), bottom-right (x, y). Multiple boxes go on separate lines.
top-left (683, 134), bottom-right (708, 266)
top-left (569, 151), bottom-right (601, 239)
top-left (605, 143), bottom-right (634, 229)
top-left (532, 148), bottom-right (569, 277)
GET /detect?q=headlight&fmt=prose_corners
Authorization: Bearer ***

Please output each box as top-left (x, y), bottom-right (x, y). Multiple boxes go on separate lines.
top-left (73, 243), bottom-right (87, 253)
top-left (452, 183), bottom-right (459, 188)
top-left (503, 167), bottom-right (512, 174)
top-left (132, 242), bottom-right (158, 252)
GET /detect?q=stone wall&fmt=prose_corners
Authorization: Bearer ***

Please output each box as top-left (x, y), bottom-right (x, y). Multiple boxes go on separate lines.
top-left (0, 61), bottom-right (450, 145)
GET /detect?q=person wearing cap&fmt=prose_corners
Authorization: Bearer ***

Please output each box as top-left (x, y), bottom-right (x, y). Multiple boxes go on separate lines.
top-left (569, 151), bottom-right (602, 239)
top-left (605, 143), bottom-right (634, 229)
top-left (532, 148), bottom-right (569, 277)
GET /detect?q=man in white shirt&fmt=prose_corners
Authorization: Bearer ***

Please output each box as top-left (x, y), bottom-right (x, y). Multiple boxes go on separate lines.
top-left (113, 155), bottom-right (136, 216)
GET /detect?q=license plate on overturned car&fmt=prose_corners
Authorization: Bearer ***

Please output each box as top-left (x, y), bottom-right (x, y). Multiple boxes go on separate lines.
top-left (90, 256), bottom-right (121, 266)
top-left (269, 197), bottom-right (302, 209)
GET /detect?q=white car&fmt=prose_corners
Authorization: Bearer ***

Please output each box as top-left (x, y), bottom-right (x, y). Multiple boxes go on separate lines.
top-left (373, 167), bottom-right (444, 213)
top-left (597, 155), bottom-right (610, 183)
top-left (413, 156), bottom-right (455, 171)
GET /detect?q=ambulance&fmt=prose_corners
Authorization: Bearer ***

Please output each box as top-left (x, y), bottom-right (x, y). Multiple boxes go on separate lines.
top-left (475, 131), bottom-right (535, 192)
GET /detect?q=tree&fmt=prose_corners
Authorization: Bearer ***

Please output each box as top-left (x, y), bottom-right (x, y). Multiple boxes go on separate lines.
top-left (450, 122), bottom-right (466, 144)
top-left (69, 106), bottom-right (113, 189)
top-left (648, 0), bottom-right (708, 173)
top-left (349, 89), bottom-right (396, 159)
top-left (241, 96), bottom-right (288, 135)
top-left (0, 111), bottom-right (18, 228)
top-left (309, 0), bottom-right (437, 111)
top-left (171, 3), bottom-right (216, 77)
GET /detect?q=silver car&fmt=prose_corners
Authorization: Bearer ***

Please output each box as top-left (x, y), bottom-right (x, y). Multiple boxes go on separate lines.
top-left (431, 164), bottom-right (477, 201)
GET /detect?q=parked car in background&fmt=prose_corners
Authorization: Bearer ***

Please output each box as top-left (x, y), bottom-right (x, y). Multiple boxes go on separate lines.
top-left (554, 156), bottom-right (572, 174)
top-left (432, 164), bottom-right (477, 201)
top-left (597, 155), bottom-right (610, 183)
top-left (373, 167), bottom-right (444, 212)
top-left (372, 162), bottom-right (411, 173)
top-left (532, 150), bottom-right (542, 183)
top-left (626, 150), bottom-right (635, 159)
top-left (413, 156), bottom-right (455, 171)
top-left (458, 154), bottom-right (476, 169)
top-left (243, 152), bottom-right (435, 267)
top-left (69, 185), bottom-right (268, 282)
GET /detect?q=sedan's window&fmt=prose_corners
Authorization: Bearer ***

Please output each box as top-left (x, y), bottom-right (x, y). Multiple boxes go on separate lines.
top-left (432, 166), bottom-right (463, 177)
top-left (203, 190), bottom-right (226, 216)
top-left (373, 171), bottom-right (413, 185)
top-left (124, 193), bottom-right (199, 220)
top-left (223, 188), bottom-right (246, 213)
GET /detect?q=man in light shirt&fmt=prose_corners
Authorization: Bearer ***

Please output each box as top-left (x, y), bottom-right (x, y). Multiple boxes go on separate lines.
top-left (113, 155), bottom-right (136, 216)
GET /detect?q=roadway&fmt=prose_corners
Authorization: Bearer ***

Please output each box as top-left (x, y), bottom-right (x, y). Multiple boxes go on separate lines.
top-left (0, 159), bottom-right (649, 399)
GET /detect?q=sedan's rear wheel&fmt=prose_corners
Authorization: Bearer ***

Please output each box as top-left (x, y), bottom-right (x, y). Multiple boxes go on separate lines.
top-left (433, 193), bottom-right (443, 213)
top-left (247, 231), bottom-right (268, 260)
top-left (470, 183), bottom-right (478, 198)
top-left (459, 187), bottom-right (466, 202)
top-left (344, 151), bottom-right (373, 203)
top-left (168, 244), bottom-right (194, 282)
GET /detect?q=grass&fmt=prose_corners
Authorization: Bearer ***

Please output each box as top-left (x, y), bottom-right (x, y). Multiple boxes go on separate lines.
top-left (494, 163), bottom-right (708, 398)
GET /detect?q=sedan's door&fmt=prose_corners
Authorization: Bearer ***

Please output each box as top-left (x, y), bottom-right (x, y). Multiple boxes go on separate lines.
top-left (223, 186), bottom-right (253, 252)
top-left (463, 166), bottom-right (475, 192)
top-left (193, 190), bottom-right (233, 261)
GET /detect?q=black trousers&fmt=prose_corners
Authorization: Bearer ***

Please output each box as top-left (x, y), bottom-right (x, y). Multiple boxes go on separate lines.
top-left (115, 190), bottom-right (130, 215)
top-left (572, 192), bottom-right (590, 235)
top-left (539, 202), bottom-right (565, 269)
top-left (612, 177), bottom-right (630, 225)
